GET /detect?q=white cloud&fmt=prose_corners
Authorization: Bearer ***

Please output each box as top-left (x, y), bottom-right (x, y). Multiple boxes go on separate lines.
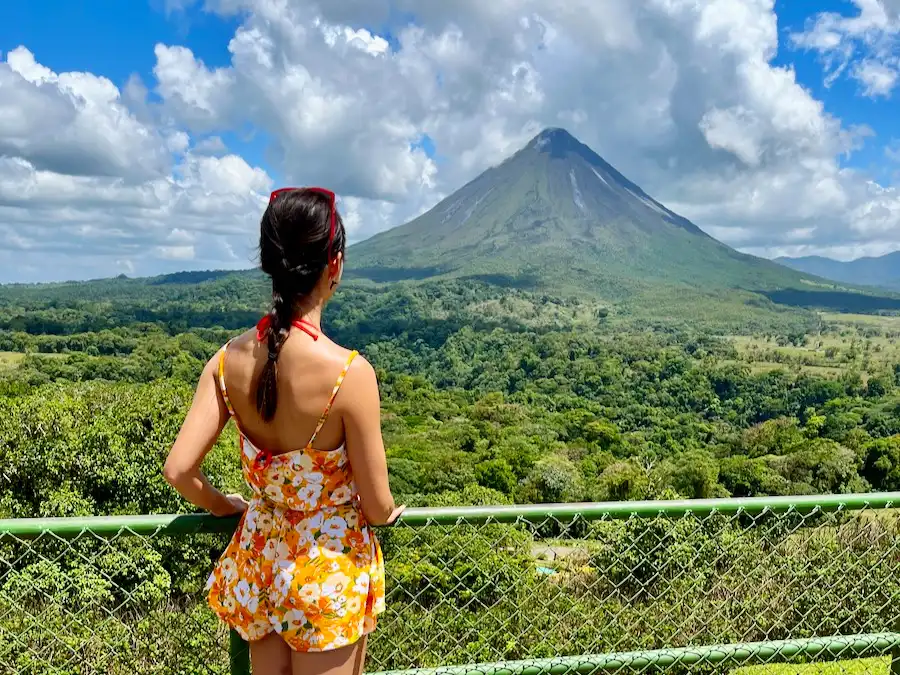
top-left (856, 59), bottom-right (899, 96)
top-left (0, 48), bottom-right (273, 282)
top-left (162, 0), bottom-right (199, 14)
top-left (4, 1), bottom-right (900, 281)
top-left (887, 139), bottom-right (900, 161)
top-left (0, 47), bottom-right (172, 181)
top-left (193, 135), bottom-right (228, 155)
top-left (153, 44), bottom-right (236, 130)
top-left (792, 0), bottom-right (900, 98)
top-left (0, 149), bottom-right (271, 281)
top-left (157, 244), bottom-right (196, 260)
top-left (151, 14), bottom-right (440, 204)
top-left (0, 47), bottom-right (272, 282)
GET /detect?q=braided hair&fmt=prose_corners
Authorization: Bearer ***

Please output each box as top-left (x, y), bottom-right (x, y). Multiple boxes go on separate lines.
top-left (256, 189), bottom-right (346, 421)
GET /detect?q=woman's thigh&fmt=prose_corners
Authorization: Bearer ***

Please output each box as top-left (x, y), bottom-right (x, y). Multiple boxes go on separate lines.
top-left (249, 633), bottom-right (292, 675)
top-left (291, 636), bottom-right (367, 675)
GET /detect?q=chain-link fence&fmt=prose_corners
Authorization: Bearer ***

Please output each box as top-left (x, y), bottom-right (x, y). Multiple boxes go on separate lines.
top-left (2, 494), bottom-right (900, 675)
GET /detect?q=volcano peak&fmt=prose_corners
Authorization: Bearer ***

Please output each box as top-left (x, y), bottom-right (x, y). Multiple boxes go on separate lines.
top-left (531, 127), bottom-right (581, 154)
top-left (349, 128), bottom-right (812, 296)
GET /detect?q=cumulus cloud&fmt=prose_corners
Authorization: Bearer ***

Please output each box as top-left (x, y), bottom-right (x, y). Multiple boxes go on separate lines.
top-left (0, 47), bottom-right (173, 181)
top-left (0, 48), bottom-right (272, 282)
top-left (193, 136), bottom-right (228, 155)
top-left (4, 0), bottom-right (900, 280)
top-left (0, 149), bottom-right (271, 280)
top-left (152, 22), bottom-right (439, 202)
top-left (791, 0), bottom-right (900, 98)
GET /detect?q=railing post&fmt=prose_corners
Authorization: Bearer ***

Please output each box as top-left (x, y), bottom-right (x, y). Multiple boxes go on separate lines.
top-left (229, 629), bottom-right (251, 675)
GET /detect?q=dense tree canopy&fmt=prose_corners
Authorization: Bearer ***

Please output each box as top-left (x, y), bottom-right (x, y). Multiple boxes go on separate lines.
top-left (2, 272), bottom-right (900, 515)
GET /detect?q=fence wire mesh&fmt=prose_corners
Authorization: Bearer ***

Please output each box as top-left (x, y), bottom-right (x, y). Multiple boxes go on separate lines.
top-left (2, 497), bottom-right (900, 675)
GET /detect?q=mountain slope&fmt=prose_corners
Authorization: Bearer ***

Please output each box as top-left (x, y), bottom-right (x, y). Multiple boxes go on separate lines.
top-left (777, 253), bottom-right (900, 291)
top-left (349, 128), bottom-right (817, 299)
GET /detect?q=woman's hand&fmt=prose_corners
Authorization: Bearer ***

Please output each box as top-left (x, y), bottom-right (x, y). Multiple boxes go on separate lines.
top-left (385, 504), bottom-right (406, 525)
top-left (216, 493), bottom-right (250, 517)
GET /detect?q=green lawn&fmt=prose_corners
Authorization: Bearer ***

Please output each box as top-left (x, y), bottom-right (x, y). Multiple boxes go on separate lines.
top-left (0, 351), bottom-right (25, 369)
top-left (0, 351), bottom-right (67, 364)
top-left (734, 657), bottom-right (888, 674)
top-left (820, 312), bottom-right (900, 328)
top-left (729, 310), bottom-right (900, 383)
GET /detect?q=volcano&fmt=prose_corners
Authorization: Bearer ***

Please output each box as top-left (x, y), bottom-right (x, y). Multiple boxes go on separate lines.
top-left (348, 128), bottom-right (816, 299)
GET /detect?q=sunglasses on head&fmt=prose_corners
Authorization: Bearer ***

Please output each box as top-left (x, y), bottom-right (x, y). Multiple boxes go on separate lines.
top-left (269, 187), bottom-right (337, 262)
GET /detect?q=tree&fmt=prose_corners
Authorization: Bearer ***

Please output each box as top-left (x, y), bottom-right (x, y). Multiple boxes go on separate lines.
top-left (719, 455), bottom-right (791, 497)
top-left (771, 438), bottom-right (862, 494)
top-left (862, 435), bottom-right (900, 490)
top-left (659, 450), bottom-right (727, 499)
top-left (740, 418), bottom-right (804, 458)
top-left (518, 455), bottom-right (584, 503)
top-left (594, 460), bottom-right (650, 501)
top-left (866, 374), bottom-right (892, 398)
top-left (475, 459), bottom-right (518, 495)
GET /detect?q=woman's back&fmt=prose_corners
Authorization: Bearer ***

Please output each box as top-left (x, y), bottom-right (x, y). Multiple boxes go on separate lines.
top-left (218, 329), bottom-right (362, 514)
top-left (221, 330), bottom-right (358, 455)
top-left (219, 326), bottom-right (395, 520)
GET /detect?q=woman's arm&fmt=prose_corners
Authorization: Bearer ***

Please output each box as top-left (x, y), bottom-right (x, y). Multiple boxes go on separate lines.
top-left (163, 354), bottom-right (247, 517)
top-left (343, 357), bottom-right (404, 526)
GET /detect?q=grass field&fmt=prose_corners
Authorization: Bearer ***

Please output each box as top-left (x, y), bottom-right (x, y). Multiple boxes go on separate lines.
top-left (820, 312), bottom-right (900, 328)
top-left (734, 657), bottom-right (888, 673)
top-left (727, 312), bottom-right (900, 382)
top-left (0, 351), bottom-right (25, 368)
top-left (730, 359), bottom-right (849, 377)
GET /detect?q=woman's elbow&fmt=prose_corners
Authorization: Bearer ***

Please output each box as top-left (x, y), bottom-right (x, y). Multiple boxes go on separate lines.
top-left (163, 459), bottom-right (188, 488)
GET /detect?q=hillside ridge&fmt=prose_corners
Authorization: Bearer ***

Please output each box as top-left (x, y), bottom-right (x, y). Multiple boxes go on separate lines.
top-left (778, 252), bottom-right (900, 291)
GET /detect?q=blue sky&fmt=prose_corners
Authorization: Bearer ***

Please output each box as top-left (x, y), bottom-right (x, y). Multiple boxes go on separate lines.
top-left (772, 1), bottom-right (899, 183)
top-left (1, 1), bottom-right (273, 170)
top-left (2, 1), bottom-right (900, 281)
top-left (3, 0), bottom-right (895, 183)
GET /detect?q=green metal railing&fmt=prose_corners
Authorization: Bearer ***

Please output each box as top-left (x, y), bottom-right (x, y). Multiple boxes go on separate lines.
top-left (2, 492), bottom-right (900, 674)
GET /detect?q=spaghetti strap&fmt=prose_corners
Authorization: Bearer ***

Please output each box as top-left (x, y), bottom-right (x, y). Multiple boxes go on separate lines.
top-left (217, 340), bottom-right (235, 417)
top-left (306, 350), bottom-right (358, 448)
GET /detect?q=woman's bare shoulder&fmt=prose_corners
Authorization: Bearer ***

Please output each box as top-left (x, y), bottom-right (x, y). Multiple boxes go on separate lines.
top-left (317, 337), bottom-right (371, 371)
top-left (330, 344), bottom-right (377, 393)
top-left (219, 329), bottom-right (260, 358)
top-left (277, 336), bottom-right (373, 391)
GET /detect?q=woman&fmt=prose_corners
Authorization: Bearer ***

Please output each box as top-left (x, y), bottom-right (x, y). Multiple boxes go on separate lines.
top-left (164, 187), bottom-right (403, 675)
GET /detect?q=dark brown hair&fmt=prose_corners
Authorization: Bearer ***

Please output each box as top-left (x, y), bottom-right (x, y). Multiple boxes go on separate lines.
top-left (255, 189), bottom-right (346, 421)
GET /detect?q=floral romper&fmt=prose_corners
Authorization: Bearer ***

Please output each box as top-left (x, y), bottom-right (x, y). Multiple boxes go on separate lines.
top-left (206, 343), bottom-right (385, 651)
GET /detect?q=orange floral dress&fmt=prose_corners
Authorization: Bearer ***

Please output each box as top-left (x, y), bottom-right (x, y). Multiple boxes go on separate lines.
top-left (206, 343), bottom-right (385, 651)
